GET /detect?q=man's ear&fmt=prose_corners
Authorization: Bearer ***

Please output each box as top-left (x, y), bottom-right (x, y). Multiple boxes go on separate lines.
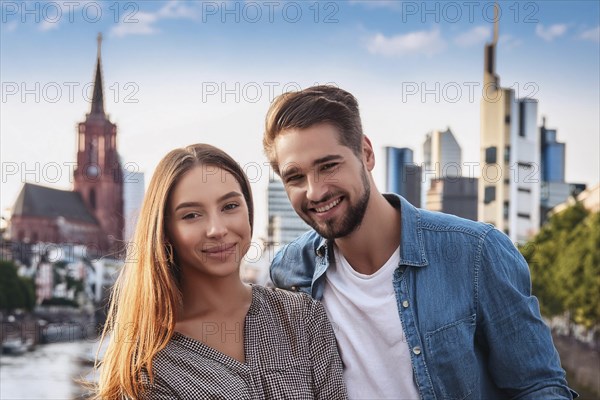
top-left (362, 135), bottom-right (375, 171)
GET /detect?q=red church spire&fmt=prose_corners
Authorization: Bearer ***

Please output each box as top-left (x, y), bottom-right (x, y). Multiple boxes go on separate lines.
top-left (90, 32), bottom-right (104, 116)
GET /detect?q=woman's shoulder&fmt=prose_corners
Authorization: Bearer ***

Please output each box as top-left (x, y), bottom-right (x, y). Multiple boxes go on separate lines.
top-left (251, 284), bottom-right (318, 315)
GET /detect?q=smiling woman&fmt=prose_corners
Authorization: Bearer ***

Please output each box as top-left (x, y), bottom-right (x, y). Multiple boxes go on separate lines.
top-left (92, 144), bottom-right (347, 399)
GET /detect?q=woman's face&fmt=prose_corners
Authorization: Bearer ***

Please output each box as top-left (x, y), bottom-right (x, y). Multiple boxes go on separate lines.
top-left (166, 165), bottom-right (251, 279)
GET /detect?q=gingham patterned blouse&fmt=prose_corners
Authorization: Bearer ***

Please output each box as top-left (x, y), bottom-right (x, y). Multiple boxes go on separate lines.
top-left (142, 285), bottom-right (347, 399)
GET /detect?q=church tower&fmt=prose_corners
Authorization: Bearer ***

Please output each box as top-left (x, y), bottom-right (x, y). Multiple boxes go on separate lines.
top-left (73, 34), bottom-right (124, 253)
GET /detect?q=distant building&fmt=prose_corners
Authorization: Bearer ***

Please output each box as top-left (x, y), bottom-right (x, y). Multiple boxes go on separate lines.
top-left (10, 184), bottom-right (104, 249)
top-left (267, 177), bottom-right (310, 246)
top-left (538, 117), bottom-right (587, 225)
top-left (123, 171), bottom-right (145, 242)
top-left (478, 13), bottom-right (540, 243)
top-left (423, 128), bottom-right (462, 179)
top-left (384, 147), bottom-right (421, 207)
top-left (540, 117), bottom-right (566, 183)
top-left (9, 34), bottom-right (124, 255)
top-left (422, 128), bottom-right (473, 215)
top-left (551, 183), bottom-right (599, 215)
top-left (426, 177), bottom-right (478, 221)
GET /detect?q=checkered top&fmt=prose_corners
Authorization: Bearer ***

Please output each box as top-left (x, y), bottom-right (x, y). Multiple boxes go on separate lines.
top-left (141, 285), bottom-right (347, 399)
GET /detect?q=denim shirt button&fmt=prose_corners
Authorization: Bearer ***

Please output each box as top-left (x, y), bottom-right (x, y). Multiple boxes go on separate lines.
top-left (316, 247), bottom-right (325, 257)
top-left (291, 286), bottom-right (298, 292)
top-left (402, 300), bottom-right (409, 308)
top-left (412, 346), bottom-right (422, 355)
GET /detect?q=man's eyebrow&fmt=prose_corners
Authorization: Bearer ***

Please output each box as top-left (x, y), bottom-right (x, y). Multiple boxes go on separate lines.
top-left (313, 155), bottom-right (343, 165)
top-left (173, 192), bottom-right (242, 212)
top-left (281, 155), bottom-right (343, 180)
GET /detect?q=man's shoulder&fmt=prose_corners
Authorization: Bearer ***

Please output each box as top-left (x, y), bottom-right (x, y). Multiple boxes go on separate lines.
top-left (418, 208), bottom-right (495, 240)
top-left (275, 229), bottom-right (323, 263)
top-left (269, 229), bottom-right (322, 292)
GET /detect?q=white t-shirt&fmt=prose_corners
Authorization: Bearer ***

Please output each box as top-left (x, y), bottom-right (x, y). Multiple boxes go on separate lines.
top-left (321, 246), bottom-right (420, 400)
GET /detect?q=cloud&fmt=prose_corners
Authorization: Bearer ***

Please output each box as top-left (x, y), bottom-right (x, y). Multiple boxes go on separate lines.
top-left (110, 0), bottom-right (198, 38)
top-left (157, 1), bottom-right (199, 19)
top-left (454, 26), bottom-right (491, 47)
top-left (3, 21), bottom-right (18, 32)
top-left (39, 20), bottom-right (59, 32)
top-left (349, 0), bottom-right (402, 10)
top-left (366, 28), bottom-right (446, 57)
top-left (535, 24), bottom-right (568, 42)
top-left (579, 26), bottom-right (600, 43)
top-left (111, 11), bottom-right (159, 37)
top-left (499, 34), bottom-right (523, 50)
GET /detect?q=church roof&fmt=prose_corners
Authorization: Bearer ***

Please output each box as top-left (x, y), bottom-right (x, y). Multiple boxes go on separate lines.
top-left (90, 33), bottom-right (104, 116)
top-left (12, 183), bottom-right (99, 225)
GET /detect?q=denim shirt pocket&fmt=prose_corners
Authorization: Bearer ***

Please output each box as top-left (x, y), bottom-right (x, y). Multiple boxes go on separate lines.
top-left (425, 315), bottom-right (477, 400)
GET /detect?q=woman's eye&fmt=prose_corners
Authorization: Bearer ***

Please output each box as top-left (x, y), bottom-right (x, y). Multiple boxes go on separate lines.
top-left (223, 203), bottom-right (239, 211)
top-left (182, 212), bottom-right (200, 220)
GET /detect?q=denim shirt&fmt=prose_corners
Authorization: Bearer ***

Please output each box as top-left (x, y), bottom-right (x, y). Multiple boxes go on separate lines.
top-left (270, 194), bottom-right (576, 400)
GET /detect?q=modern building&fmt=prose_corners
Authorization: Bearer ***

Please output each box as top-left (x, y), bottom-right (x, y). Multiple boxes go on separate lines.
top-left (384, 147), bottom-right (421, 207)
top-left (123, 170), bottom-right (145, 242)
top-left (479, 13), bottom-right (540, 243)
top-left (9, 34), bottom-right (124, 255)
top-left (267, 177), bottom-right (311, 246)
top-left (426, 177), bottom-right (478, 221)
top-left (538, 117), bottom-right (587, 225)
top-left (540, 117), bottom-right (566, 183)
top-left (423, 128), bottom-right (462, 179)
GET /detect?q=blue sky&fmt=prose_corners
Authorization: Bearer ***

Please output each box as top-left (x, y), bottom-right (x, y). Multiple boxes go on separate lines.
top-left (1, 0), bottom-right (599, 238)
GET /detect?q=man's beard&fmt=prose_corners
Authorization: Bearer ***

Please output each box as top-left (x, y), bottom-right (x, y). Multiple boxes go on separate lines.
top-left (301, 168), bottom-right (371, 240)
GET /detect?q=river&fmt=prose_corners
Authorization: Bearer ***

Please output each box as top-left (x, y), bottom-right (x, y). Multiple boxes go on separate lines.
top-left (1, 338), bottom-right (100, 399)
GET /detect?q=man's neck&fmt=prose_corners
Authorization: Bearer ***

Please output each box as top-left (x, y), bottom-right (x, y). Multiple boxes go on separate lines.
top-left (334, 192), bottom-right (402, 275)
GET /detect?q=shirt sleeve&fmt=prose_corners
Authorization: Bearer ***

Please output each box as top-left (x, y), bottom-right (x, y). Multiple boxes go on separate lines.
top-left (140, 368), bottom-right (179, 400)
top-left (304, 296), bottom-right (348, 399)
top-left (477, 228), bottom-right (577, 399)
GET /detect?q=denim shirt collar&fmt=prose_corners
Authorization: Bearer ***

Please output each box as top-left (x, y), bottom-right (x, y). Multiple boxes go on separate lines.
top-left (314, 193), bottom-right (428, 270)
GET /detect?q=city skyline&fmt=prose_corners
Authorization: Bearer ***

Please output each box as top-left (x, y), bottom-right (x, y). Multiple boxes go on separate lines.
top-left (2, 0), bottom-right (599, 239)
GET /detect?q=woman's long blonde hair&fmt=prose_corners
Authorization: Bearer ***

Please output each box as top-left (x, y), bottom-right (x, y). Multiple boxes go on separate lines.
top-left (94, 144), bottom-right (254, 399)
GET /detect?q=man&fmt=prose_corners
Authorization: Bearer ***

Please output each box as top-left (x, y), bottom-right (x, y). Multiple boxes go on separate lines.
top-left (263, 85), bottom-right (576, 399)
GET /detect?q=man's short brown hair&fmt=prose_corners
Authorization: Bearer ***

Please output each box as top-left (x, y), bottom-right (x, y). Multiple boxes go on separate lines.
top-left (263, 85), bottom-right (364, 174)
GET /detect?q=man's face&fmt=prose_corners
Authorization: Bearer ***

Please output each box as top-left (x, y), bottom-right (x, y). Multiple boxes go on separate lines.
top-left (273, 123), bottom-right (372, 240)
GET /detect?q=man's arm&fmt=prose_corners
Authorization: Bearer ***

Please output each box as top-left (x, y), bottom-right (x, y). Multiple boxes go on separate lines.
top-left (477, 228), bottom-right (577, 399)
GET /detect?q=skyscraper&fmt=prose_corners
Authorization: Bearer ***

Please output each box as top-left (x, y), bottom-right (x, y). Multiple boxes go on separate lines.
top-left (538, 117), bottom-right (586, 225)
top-left (267, 177), bottom-right (311, 245)
top-left (384, 147), bottom-right (421, 207)
top-left (423, 128), bottom-right (462, 179)
top-left (123, 170), bottom-right (145, 242)
top-left (540, 117), bottom-right (566, 182)
top-left (479, 10), bottom-right (540, 243)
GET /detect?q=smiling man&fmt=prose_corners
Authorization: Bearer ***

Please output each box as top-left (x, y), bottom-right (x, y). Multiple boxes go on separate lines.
top-left (262, 85), bottom-right (576, 400)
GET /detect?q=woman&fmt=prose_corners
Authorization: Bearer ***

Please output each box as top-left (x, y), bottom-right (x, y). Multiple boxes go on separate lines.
top-left (94, 144), bottom-right (346, 399)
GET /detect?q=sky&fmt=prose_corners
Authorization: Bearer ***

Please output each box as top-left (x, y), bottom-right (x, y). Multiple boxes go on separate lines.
top-left (1, 0), bottom-right (599, 240)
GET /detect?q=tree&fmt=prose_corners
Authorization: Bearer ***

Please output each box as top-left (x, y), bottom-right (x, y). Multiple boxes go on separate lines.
top-left (556, 212), bottom-right (600, 330)
top-left (521, 202), bottom-right (600, 331)
top-left (0, 260), bottom-right (36, 312)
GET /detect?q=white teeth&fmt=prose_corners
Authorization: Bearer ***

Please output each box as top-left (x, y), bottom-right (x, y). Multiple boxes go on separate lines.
top-left (315, 198), bottom-right (341, 213)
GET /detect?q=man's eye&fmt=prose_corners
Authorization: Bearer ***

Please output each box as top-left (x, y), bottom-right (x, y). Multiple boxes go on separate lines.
top-left (286, 175), bottom-right (303, 183)
top-left (321, 163), bottom-right (338, 171)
